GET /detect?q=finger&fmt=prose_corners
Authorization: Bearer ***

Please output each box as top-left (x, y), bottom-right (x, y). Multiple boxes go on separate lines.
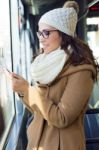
top-left (11, 73), bottom-right (20, 79)
top-left (3, 68), bottom-right (12, 79)
top-left (0, 67), bottom-right (5, 73)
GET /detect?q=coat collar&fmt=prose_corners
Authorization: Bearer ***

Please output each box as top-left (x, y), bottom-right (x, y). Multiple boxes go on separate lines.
top-left (38, 63), bottom-right (96, 87)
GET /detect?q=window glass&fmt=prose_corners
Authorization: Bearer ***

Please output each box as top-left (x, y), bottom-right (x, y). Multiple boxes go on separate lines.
top-left (87, 17), bottom-right (99, 108)
top-left (0, 0), bottom-right (15, 148)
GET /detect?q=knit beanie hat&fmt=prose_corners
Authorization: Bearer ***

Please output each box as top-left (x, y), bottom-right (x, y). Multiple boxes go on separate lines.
top-left (39, 1), bottom-right (79, 37)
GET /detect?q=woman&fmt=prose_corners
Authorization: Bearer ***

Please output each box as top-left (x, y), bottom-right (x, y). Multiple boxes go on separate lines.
top-left (6, 1), bottom-right (99, 150)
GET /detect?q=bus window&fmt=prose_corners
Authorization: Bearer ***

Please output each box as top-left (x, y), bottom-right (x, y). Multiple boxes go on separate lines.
top-left (87, 17), bottom-right (99, 107)
top-left (0, 0), bottom-right (15, 149)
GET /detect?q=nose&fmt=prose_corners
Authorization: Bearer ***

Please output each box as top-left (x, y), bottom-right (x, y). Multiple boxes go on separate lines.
top-left (39, 35), bottom-right (46, 43)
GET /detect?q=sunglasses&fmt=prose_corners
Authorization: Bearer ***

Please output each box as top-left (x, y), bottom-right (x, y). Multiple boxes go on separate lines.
top-left (36, 29), bottom-right (58, 39)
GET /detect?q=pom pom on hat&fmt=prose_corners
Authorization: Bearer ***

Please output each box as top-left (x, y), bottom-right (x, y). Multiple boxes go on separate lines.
top-left (39, 1), bottom-right (79, 37)
top-left (63, 1), bottom-right (79, 14)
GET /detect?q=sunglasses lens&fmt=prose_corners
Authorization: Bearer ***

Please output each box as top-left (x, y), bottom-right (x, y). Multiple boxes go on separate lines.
top-left (43, 30), bottom-right (50, 38)
top-left (36, 31), bottom-right (49, 39)
top-left (37, 30), bottom-right (57, 39)
top-left (37, 31), bottom-right (41, 38)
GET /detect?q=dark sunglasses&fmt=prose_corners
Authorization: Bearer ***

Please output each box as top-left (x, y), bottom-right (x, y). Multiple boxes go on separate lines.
top-left (36, 29), bottom-right (58, 39)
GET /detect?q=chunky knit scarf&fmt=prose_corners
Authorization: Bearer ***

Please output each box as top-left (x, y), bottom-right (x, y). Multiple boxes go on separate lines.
top-left (30, 48), bottom-right (69, 84)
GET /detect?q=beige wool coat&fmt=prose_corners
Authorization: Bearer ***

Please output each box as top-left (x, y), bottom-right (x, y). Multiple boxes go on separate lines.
top-left (22, 63), bottom-right (96, 150)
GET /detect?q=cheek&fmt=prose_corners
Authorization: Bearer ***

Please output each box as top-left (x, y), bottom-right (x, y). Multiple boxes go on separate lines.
top-left (49, 35), bottom-right (62, 47)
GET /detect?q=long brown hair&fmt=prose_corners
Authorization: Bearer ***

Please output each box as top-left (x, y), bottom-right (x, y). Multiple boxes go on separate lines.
top-left (60, 32), bottom-right (99, 81)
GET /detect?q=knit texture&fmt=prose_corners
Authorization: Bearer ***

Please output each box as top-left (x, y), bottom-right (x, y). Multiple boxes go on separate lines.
top-left (39, 8), bottom-right (77, 37)
top-left (30, 48), bottom-right (68, 84)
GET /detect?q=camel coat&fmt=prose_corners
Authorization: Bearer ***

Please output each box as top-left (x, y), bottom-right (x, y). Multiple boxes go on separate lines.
top-left (22, 63), bottom-right (96, 150)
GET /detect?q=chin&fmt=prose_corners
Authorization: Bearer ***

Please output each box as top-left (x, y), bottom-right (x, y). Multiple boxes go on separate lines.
top-left (44, 48), bottom-right (54, 54)
top-left (43, 48), bottom-right (50, 53)
top-left (44, 50), bottom-right (50, 54)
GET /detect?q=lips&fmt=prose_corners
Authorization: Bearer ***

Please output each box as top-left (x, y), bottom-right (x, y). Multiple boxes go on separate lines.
top-left (40, 43), bottom-right (48, 49)
top-left (43, 45), bottom-right (47, 48)
top-left (42, 44), bottom-right (49, 49)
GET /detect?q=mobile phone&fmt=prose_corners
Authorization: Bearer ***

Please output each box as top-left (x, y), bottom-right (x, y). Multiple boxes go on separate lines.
top-left (6, 69), bottom-right (11, 73)
top-left (3, 68), bottom-right (11, 73)
top-left (3, 68), bottom-right (12, 78)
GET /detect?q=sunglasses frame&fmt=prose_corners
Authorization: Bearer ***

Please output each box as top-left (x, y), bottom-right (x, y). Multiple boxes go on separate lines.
top-left (36, 29), bottom-right (58, 39)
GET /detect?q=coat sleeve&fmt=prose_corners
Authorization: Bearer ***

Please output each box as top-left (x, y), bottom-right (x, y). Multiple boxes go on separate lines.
top-left (22, 70), bottom-right (94, 128)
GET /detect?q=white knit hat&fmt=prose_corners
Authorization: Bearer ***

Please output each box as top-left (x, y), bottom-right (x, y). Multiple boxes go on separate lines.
top-left (39, 2), bottom-right (78, 37)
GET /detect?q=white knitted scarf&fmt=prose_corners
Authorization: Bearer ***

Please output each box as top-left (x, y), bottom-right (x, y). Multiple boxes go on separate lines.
top-left (30, 48), bottom-right (69, 84)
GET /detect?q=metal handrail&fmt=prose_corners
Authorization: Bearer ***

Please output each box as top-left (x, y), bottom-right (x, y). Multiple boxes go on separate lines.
top-left (86, 137), bottom-right (99, 144)
top-left (86, 108), bottom-right (99, 114)
top-left (78, 0), bottom-right (99, 21)
top-left (88, 0), bottom-right (99, 8)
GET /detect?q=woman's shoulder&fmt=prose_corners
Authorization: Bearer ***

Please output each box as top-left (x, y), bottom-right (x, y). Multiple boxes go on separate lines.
top-left (61, 63), bottom-right (96, 77)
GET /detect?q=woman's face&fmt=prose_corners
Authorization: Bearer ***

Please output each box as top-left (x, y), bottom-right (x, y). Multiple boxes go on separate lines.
top-left (38, 23), bottom-right (62, 53)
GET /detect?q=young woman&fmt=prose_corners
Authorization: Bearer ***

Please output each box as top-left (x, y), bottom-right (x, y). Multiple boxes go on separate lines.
top-left (6, 1), bottom-right (99, 150)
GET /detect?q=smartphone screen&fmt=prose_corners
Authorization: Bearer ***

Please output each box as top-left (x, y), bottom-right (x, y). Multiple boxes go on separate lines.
top-left (3, 68), bottom-right (12, 78)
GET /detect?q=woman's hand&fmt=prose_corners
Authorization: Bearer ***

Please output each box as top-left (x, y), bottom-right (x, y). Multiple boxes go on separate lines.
top-left (3, 68), bottom-right (29, 94)
top-left (11, 72), bottom-right (29, 94)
